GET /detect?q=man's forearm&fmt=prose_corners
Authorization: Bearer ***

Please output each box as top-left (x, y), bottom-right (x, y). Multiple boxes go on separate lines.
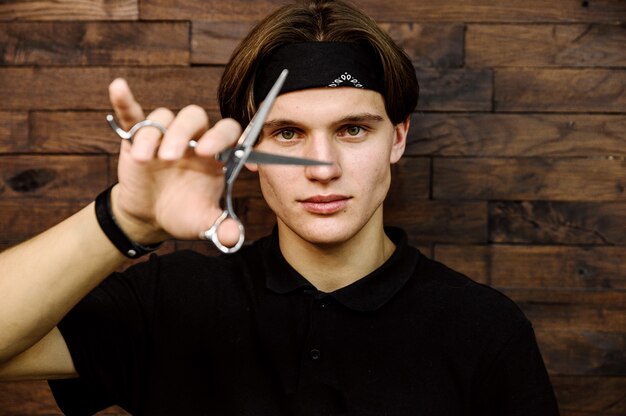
top-left (0, 202), bottom-right (127, 363)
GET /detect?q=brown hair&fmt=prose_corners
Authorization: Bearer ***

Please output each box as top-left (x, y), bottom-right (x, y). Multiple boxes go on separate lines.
top-left (218, 0), bottom-right (418, 126)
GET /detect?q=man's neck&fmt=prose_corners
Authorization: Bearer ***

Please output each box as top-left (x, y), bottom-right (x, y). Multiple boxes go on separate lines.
top-left (277, 214), bottom-right (396, 293)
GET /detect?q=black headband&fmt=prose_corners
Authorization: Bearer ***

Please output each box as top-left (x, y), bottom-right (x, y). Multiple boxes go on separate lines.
top-left (254, 42), bottom-right (385, 106)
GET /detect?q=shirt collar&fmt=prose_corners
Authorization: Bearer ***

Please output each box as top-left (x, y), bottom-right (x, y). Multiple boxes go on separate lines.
top-left (262, 227), bottom-right (420, 312)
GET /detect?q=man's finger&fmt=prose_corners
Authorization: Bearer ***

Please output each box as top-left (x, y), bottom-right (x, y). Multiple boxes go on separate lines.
top-left (109, 78), bottom-right (145, 131)
top-left (195, 118), bottom-right (243, 157)
top-left (158, 105), bottom-right (209, 160)
top-left (130, 108), bottom-right (175, 161)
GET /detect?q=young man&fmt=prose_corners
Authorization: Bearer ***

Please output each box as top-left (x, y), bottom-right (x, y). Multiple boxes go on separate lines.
top-left (0, 0), bottom-right (559, 414)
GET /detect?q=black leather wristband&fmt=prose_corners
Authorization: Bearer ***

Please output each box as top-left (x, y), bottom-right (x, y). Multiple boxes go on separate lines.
top-left (95, 184), bottom-right (162, 258)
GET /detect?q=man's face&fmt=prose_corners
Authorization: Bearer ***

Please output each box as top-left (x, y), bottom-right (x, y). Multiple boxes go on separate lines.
top-left (250, 87), bottom-right (408, 246)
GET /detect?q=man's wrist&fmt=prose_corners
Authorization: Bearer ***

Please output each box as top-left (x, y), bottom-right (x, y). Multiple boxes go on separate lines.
top-left (95, 184), bottom-right (164, 258)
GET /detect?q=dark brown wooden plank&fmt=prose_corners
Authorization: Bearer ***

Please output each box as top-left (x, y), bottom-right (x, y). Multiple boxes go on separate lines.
top-left (30, 110), bottom-right (224, 155)
top-left (552, 375), bottom-right (626, 415)
top-left (0, 381), bottom-right (60, 415)
top-left (0, 0), bottom-right (137, 21)
top-left (358, 0), bottom-right (626, 23)
top-left (0, 112), bottom-right (28, 153)
top-left (191, 21), bottom-right (256, 65)
top-left (417, 69), bottom-right (492, 111)
top-left (513, 292), bottom-right (625, 333)
top-left (0, 22), bottom-right (189, 66)
top-left (386, 157), bottom-right (431, 202)
top-left (490, 201), bottom-right (626, 245)
top-left (435, 245), bottom-right (626, 290)
top-left (503, 288), bottom-right (626, 308)
top-left (467, 24), bottom-right (626, 68)
top-left (431, 244), bottom-right (489, 284)
top-left (0, 199), bottom-right (86, 242)
top-left (433, 158), bottom-right (626, 201)
top-left (407, 114), bottom-right (626, 157)
top-left (141, 0), bottom-right (626, 23)
top-left (0, 67), bottom-right (223, 111)
top-left (383, 201), bottom-right (488, 244)
top-left (0, 379), bottom-right (130, 415)
top-left (503, 289), bottom-right (626, 333)
top-left (493, 246), bottom-right (626, 290)
top-left (141, 0), bottom-right (281, 21)
top-left (30, 111), bottom-right (121, 154)
top-left (0, 155), bottom-right (107, 200)
top-left (378, 23), bottom-right (464, 68)
top-left (535, 329), bottom-right (626, 376)
top-left (495, 69), bottom-right (626, 112)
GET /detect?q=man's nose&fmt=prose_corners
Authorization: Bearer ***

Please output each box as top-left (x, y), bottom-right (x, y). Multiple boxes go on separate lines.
top-left (303, 135), bottom-right (342, 183)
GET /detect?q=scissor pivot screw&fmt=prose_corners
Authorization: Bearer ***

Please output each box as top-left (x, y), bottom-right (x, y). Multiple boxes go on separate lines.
top-left (234, 149), bottom-right (245, 159)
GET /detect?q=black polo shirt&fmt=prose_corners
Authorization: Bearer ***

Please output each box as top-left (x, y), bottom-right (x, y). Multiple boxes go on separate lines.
top-left (49, 228), bottom-right (559, 415)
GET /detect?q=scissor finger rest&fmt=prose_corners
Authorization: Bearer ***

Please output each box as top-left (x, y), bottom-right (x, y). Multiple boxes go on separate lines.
top-left (200, 210), bottom-right (246, 254)
top-left (106, 115), bottom-right (198, 148)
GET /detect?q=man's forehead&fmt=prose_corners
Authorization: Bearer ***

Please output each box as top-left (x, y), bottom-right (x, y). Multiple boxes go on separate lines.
top-left (266, 87), bottom-right (388, 124)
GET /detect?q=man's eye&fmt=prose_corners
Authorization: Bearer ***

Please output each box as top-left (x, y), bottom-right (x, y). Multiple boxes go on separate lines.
top-left (280, 130), bottom-right (295, 140)
top-left (346, 126), bottom-right (362, 136)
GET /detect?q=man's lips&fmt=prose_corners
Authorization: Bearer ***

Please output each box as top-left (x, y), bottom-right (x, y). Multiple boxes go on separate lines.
top-left (298, 195), bottom-right (351, 214)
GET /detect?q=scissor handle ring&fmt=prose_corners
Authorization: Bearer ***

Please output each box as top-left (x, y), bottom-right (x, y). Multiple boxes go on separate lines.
top-left (106, 115), bottom-right (199, 148)
top-left (200, 210), bottom-right (246, 254)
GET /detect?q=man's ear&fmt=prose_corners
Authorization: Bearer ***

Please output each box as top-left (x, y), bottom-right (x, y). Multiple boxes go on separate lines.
top-left (390, 116), bottom-right (410, 164)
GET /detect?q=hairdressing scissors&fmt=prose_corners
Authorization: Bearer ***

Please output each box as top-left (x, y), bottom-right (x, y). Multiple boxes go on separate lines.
top-left (106, 69), bottom-right (331, 254)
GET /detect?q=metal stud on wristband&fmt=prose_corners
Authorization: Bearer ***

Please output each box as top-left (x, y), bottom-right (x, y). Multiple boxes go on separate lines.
top-left (95, 184), bottom-right (162, 258)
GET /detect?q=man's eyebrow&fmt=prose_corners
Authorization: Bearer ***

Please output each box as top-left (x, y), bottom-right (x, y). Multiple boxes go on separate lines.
top-left (263, 113), bottom-right (385, 130)
top-left (335, 113), bottom-right (385, 124)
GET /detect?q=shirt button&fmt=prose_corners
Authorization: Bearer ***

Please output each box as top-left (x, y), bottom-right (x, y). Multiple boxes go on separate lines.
top-left (310, 349), bottom-right (321, 360)
top-left (318, 301), bottom-right (327, 309)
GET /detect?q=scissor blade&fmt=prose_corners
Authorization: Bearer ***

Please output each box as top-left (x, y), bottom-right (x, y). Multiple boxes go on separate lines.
top-left (217, 148), bottom-right (331, 166)
top-left (240, 69), bottom-right (289, 149)
top-left (246, 150), bottom-right (332, 166)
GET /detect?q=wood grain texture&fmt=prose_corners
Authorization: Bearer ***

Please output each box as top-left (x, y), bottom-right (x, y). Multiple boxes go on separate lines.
top-left (378, 23), bottom-right (463, 68)
top-left (490, 201), bottom-right (626, 245)
top-left (191, 21), bottom-right (256, 65)
top-left (416, 69), bottom-right (492, 111)
top-left (431, 244), bottom-right (490, 284)
top-left (407, 114), bottom-right (626, 157)
top-left (0, 381), bottom-right (60, 415)
top-left (434, 158), bottom-right (626, 201)
top-left (30, 111), bottom-right (121, 154)
top-left (495, 69), bottom-right (626, 112)
top-left (358, 0), bottom-right (626, 23)
top-left (466, 24), bottom-right (626, 68)
top-left (0, 67), bottom-right (223, 110)
top-left (0, 199), bottom-right (86, 242)
top-left (0, 380), bottom-right (130, 415)
top-left (0, 0), bottom-right (137, 21)
top-left (0, 155), bottom-right (107, 200)
top-left (383, 201), bottom-right (488, 244)
top-left (386, 157), bottom-right (431, 202)
top-left (0, 22), bottom-right (189, 66)
top-left (434, 245), bottom-right (626, 289)
top-left (535, 329), bottom-right (626, 376)
top-left (0, 112), bottom-right (28, 152)
top-left (1, 0), bottom-right (625, 413)
top-left (140, 0), bottom-right (626, 23)
top-left (28, 110), bottom-right (223, 155)
top-left (552, 375), bottom-right (626, 415)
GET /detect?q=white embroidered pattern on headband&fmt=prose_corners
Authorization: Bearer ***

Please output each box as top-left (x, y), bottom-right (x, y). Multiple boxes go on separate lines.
top-left (328, 72), bottom-right (363, 88)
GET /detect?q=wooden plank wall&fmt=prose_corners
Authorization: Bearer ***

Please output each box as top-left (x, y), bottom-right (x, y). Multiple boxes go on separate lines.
top-left (1, 0), bottom-right (625, 414)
